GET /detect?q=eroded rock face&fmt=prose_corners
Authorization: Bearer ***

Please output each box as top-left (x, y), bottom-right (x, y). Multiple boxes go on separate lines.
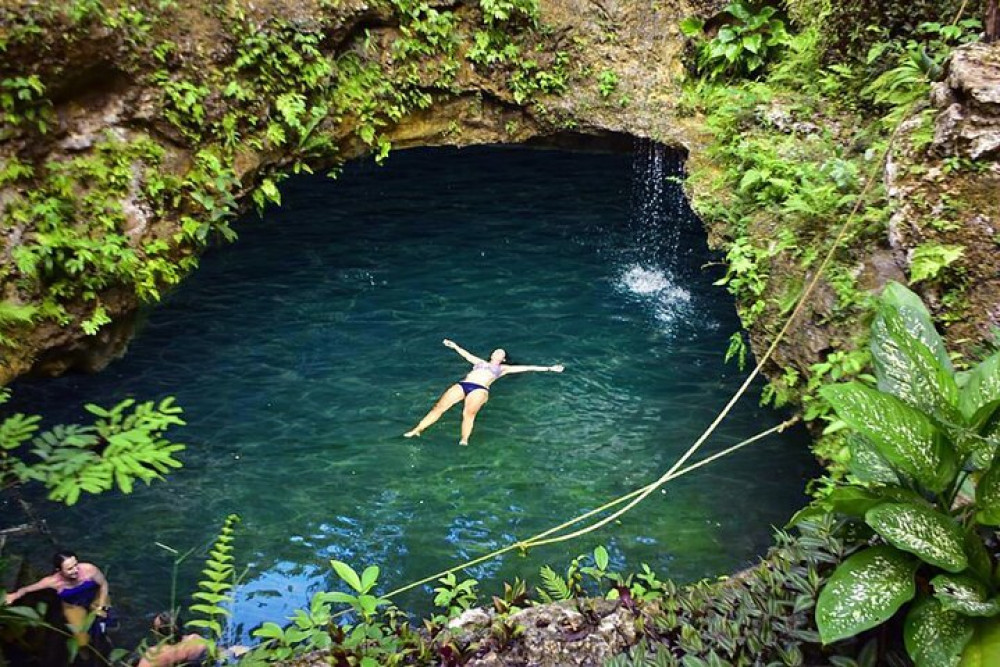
top-left (449, 599), bottom-right (637, 667)
top-left (887, 42), bottom-right (1000, 345)
top-left (1, 4), bottom-right (998, 394)
top-left (0, 0), bottom-right (717, 386)
top-left (933, 43), bottom-right (1000, 159)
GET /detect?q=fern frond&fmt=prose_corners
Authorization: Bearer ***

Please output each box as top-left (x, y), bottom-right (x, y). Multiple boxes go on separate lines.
top-left (538, 565), bottom-right (573, 601)
top-left (186, 514), bottom-right (241, 652)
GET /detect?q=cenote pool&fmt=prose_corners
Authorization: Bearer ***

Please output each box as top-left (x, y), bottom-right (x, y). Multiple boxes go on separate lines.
top-left (6, 144), bottom-right (819, 645)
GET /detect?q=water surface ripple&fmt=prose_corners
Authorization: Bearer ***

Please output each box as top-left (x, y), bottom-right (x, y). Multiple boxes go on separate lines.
top-left (6, 146), bottom-right (817, 644)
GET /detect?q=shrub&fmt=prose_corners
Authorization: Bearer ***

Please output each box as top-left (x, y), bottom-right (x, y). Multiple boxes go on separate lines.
top-left (784, 0), bottom-right (967, 64)
top-left (798, 282), bottom-right (1000, 665)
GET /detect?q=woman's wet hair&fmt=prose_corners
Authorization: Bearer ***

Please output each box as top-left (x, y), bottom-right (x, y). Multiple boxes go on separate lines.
top-left (52, 550), bottom-right (77, 572)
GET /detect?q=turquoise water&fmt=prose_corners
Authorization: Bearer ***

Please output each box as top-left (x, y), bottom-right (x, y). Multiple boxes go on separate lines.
top-left (6, 145), bottom-right (817, 645)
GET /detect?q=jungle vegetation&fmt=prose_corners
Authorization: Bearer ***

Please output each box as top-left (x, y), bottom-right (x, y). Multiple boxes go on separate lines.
top-left (1, 0), bottom-right (999, 664)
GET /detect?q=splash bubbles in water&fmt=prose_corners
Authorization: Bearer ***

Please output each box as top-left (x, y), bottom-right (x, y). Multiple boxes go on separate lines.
top-left (618, 264), bottom-right (693, 333)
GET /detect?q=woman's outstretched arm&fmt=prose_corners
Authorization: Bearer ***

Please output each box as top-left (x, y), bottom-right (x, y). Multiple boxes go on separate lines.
top-left (443, 339), bottom-right (485, 365)
top-left (501, 364), bottom-right (564, 375)
top-left (4, 574), bottom-right (58, 605)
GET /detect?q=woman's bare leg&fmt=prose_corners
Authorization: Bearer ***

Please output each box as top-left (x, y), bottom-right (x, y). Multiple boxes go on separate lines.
top-left (62, 603), bottom-right (91, 647)
top-left (459, 390), bottom-right (489, 445)
top-left (405, 384), bottom-right (465, 437)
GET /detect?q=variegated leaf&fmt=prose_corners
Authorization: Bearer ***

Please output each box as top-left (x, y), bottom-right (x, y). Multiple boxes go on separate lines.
top-left (875, 282), bottom-right (953, 372)
top-left (821, 382), bottom-right (958, 492)
top-left (866, 502), bottom-right (967, 572)
top-left (976, 454), bottom-right (1000, 526)
top-left (848, 433), bottom-right (899, 485)
top-left (905, 596), bottom-right (974, 667)
top-left (872, 296), bottom-right (960, 424)
top-left (932, 573), bottom-right (1000, 617)
top-left (816, 545), bottom-right (919, 644)
top-left (960, 353), bottom-right (1000, 422)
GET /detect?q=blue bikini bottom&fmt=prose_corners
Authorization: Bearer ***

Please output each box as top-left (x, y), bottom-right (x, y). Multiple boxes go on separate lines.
top-left (458, 381), bottom-right (488, 396)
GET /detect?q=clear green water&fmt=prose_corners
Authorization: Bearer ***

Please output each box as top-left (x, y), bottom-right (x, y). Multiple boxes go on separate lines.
top-left (6, 145), bottom-right (817, 645)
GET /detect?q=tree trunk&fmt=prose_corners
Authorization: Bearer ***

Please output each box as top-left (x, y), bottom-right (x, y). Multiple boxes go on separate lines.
top-left (987, 0), bottom-right (999, 43)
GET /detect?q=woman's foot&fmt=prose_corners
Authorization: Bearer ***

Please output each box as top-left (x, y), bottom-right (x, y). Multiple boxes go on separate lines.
top-left (404, 429), bottom-right (421, 438)
top-left (458, 440), bottom-right (468, 446)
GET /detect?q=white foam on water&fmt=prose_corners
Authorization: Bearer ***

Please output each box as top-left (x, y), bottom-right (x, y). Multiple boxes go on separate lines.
top-left (617, 264), bottom-right (694, 334)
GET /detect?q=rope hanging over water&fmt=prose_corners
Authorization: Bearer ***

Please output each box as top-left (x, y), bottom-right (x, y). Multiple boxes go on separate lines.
top-left (367, 108), bottom-right (913, 608)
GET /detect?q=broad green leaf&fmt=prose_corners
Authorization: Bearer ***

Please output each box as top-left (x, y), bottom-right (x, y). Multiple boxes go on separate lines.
top-left (866, 503), bottom-right (967, 572)
top-left (787, 502), bottom-right (830, 527)
top-left (960, 353), bottom-right (1000, 421)
top-left (679, 16), bottom-right (704, 36)
top-left (969, 400), bottom-right (1000, 436)
top-left (904, 596), bottom-right (974, 667)
top-left (816, 545), bottom-right (919, 644)
top-left (877, 282), bottom-right (953, 371)
top-left (822, 382), bottom-right (958, 492)
top-left (330, 560), bottom-right (363, 593)
top-left (847, 434), bottom-right (899, 484)
top-left (359, 565), bottom-right (379, 593)
top-left (976, 454), bottom-right (1000, 526)
top-left (358, 594), bottom-right (384, 616)
top-left (958, 616), bottom-right (1000, 666)
top-left (932, 573), bottom-right (1000, 617)
top-left (594, 545), bottom-right (609, 571)
top-left (965, 529), bottom-right (994, 585)
top-left (323, 591), bottom-right (357, 605)
top-left (871, 289), bottom-right (960, 423)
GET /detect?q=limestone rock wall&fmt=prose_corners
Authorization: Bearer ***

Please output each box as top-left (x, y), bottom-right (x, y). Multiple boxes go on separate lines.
top-left (1, 2), bottom-right (998, 398)
top-left (0, 0), bottom-right (716, 385)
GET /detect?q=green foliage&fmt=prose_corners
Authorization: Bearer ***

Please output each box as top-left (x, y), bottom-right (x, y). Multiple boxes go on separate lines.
top-left (597, 69), bottom-right (618, 98)
top-left (804, 283), bottom-right (1000, 665)
top-left (0, 392), bottom-right (186, 505)
top-left (680, 2), bottom-right (789, 81)
top-left (432, 573), bottom-right (479, 618)
top-left (249, 559), bottom-right (403, 665)
top-left (479, 0), bottom-right (539, 26)
top-left (784, 0), bottom-right (968, 65)
top-left (909, 242), bottom-right (964, 284)
top-left (608, 517), bottom-right (845, 665)
top-left (0, 74), bottom-right (51, 135)
top-left (815, 546), bottom-right (919, 644)
top-left (0, 300), bottom-right (39, 348)
top-left (861, 20), bottom-right (981, 127)
top-left (186, 513), bottom-right (239, 655)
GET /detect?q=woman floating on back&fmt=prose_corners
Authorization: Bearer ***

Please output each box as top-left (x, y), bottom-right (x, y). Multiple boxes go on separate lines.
top-left (404, 339), bottom-right (564, 445)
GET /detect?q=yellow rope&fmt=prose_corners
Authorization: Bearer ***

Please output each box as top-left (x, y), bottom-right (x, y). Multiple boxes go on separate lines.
top-left (378, 416), bottom-right (798, 602)
top-left (519, 116), bottom-right (907, 550)
top-left (320, 104), bottom-right (914, 623)
top-left (363, 116), bottom-right (911, 610)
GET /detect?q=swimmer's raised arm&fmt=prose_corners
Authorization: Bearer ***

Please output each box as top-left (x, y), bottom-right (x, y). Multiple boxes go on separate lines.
top-left (501, 363), bottom-right (564, 375)
top-left (443, 339), bottom-right (485, 365)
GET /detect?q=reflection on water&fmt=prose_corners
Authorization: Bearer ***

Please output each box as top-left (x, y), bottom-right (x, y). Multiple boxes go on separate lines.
top-left (4, 146), bottom-right (817, 645)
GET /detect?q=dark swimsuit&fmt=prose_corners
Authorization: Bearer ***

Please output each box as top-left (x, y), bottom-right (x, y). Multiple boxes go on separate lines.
top-left (58, 579), bottom-right (99, 607)
top-left (459, 362), bottom-right (503, 395)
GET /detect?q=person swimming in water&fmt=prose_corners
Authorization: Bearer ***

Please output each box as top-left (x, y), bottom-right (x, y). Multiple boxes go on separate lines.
top-left (404, 339), bottom-right (564, 445)
top-left (136, 612), bottom-right (209, 667)
top-left (4, 550), bottom-right (110, 650)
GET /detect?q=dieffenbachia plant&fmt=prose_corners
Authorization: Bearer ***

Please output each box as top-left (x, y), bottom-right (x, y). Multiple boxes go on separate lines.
top-left (797, 281), bottom-right (1000, 666)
